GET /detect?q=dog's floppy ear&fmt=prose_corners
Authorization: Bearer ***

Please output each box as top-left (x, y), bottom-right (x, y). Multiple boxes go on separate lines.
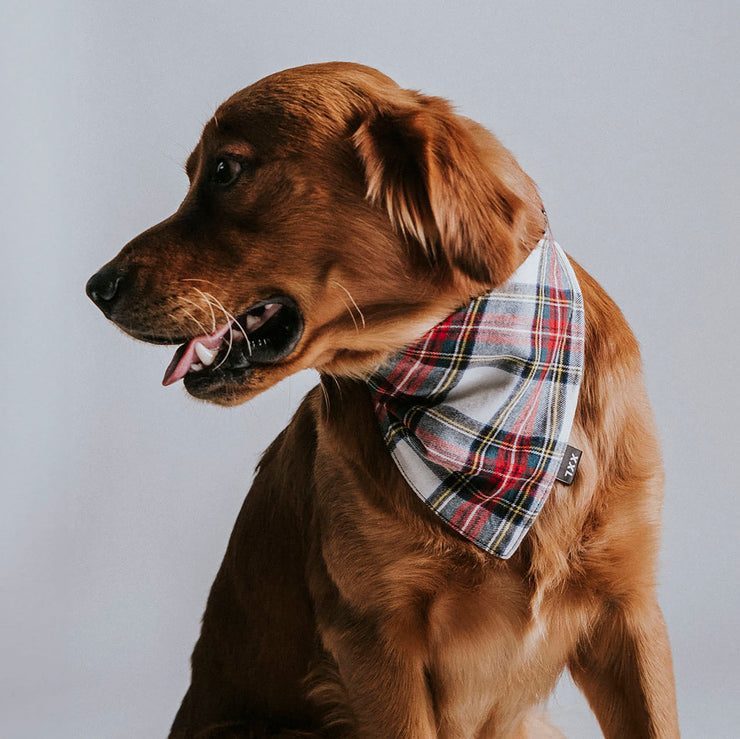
top-left (353, 94), bottom-right (537, 285)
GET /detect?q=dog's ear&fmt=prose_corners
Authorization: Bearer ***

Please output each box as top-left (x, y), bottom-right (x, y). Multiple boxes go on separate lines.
top-left (353, 94), bottom-right (538, 285)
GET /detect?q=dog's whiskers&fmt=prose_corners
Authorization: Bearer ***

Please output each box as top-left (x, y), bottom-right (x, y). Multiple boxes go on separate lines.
top-left (331, 375), bottom-right (344, 403)
top-left (207, 292), bottom-right (252, 356)
top-left (201, 291), bottom-right (253, 368)
top-left (191, 289), bottom-right (218, 334)
top-left (179, 285), bottom-right (256, 368)
top-left (331, 280), bottom-right (366, 330)
top-left (182, 277), bottom-right (222, 291)
top-left (178, 306), bottom-right (210, 336)
top-left (201, 293), bottom-right (235, 370)
top-left (336, 295), bottom-right (359, 333)
top-left (180, 297), bottom-right (213, 334)
top-left (319, 376), bottom-right (331, 413)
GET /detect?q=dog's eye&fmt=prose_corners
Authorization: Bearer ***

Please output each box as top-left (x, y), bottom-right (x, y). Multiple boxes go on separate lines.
top-left (212, 158), bottom-right (242, 187)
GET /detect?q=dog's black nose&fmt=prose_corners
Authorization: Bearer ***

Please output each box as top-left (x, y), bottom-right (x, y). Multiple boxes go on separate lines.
top-left (86, 264), bottom-right (124, 316)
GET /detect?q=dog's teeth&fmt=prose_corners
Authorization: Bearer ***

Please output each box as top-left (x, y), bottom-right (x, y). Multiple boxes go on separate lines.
top-left (194, 342), bottom-right (217, 366)
top-left (263, 303), bottom-right (275, 310)
top-left (190, 362), bottom-right (204, 372)
top-left (245, 314), bottom-right (260, 331)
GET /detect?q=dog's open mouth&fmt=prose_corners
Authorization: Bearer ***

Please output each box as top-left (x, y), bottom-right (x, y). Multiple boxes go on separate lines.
top-left (162, 296), bottom-right (304, 389)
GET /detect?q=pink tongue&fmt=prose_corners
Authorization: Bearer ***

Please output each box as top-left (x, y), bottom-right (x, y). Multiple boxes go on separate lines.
top-left (162, 322), bottom-right (232, 386)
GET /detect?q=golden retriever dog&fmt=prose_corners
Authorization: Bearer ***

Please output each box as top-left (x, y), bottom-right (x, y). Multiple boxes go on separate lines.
top-left (86, 63), bottom-right (679, 738)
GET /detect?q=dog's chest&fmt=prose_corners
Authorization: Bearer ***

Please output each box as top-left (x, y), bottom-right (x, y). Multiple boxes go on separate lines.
top-left (316, 498), bottom-right (565, 730)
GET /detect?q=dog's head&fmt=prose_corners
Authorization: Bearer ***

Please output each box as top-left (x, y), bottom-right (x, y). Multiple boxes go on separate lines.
top-left (86, 63), bottom-right (543, 405)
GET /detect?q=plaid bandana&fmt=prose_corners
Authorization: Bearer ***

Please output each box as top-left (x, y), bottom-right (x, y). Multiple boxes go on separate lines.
top-left (367, 230), bottom-right (584, 558)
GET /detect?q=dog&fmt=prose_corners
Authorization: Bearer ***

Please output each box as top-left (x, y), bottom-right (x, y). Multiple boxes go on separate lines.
top-left (86, 63), bottom-right (679, 738)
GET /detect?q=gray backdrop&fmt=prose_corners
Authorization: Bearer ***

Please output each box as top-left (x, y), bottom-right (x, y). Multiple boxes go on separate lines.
top-left (2, 1), bottom-right (737, 737)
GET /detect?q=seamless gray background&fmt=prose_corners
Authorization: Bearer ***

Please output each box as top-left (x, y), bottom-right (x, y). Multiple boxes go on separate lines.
top-left (2, 1), bottom-right (738, 737)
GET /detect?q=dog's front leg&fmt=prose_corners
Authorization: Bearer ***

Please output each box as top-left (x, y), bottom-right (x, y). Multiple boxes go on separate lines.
top-left (170, 397), bottom-right (326, 738)
top-left (568, 599), bottom-right (679, 738)
top-left (319, 615), bottom-right (437, 738)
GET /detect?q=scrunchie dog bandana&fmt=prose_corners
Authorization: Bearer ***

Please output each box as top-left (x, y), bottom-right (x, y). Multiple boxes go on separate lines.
top-left (368, 230), bottom-right (585, 558)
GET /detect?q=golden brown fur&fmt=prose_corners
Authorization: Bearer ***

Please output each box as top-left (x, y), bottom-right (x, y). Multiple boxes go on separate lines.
top-left (87, 63), bottom-right (678, 737)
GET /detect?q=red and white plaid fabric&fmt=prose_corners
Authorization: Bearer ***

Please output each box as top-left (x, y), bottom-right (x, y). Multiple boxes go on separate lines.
top-left (368, 230), bottom-right (585, 558)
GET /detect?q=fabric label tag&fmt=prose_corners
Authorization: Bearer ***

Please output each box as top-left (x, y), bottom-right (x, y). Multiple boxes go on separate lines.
top-left (555, 445), bottom-right (582, 485)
